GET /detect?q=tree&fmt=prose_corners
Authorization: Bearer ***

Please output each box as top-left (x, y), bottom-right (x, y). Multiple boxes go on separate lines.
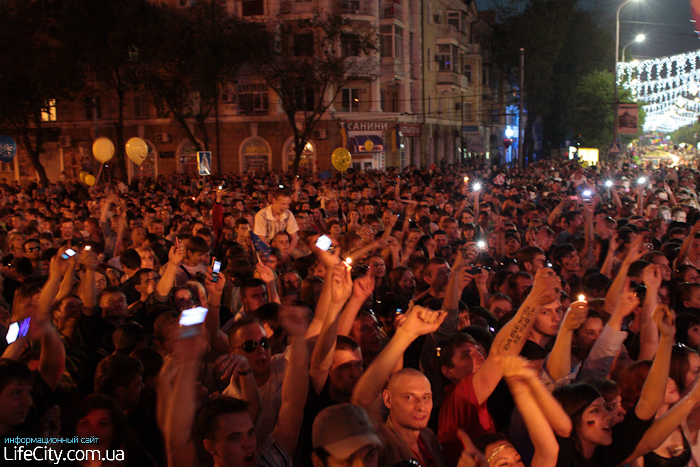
top-left (567, 70), bottom-right (644, 151)
top-left (144, 2), bottom-right (267, 160)
top-left (0, 0), bottom-right (84, 186)
top-left (257, 15), bottom-right (378, 175)
top-left (59, 0), bottom-right (160, 181)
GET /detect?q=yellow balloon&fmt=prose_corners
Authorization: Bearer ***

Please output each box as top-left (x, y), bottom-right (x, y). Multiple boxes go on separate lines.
top-left (92, 137), bottom-right (114, 163)
top-left (331, 148), bottom-right (351, 172)
top-left (364, 140), bottom-right (374, 152)
top-left (85, 175), bottom-right (96, 186)
top-left (79, 171), bottom-right (87, 183)
top-left (125, 137), bottom-right (149, 165)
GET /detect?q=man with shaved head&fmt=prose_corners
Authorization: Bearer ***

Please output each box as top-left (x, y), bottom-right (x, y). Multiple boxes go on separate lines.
top-left (352, 306), bottom-right (448, 467)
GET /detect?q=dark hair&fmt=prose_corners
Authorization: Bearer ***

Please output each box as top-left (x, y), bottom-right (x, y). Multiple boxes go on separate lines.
top-left (120, 248), bottom-right (142, 270)
top-left (71, 394), bottom-right (127, 451)
top-left (94, 354), bottom-right (144, 398)
top-left (670, 344), bottom-right (699, 394)
top-left (436, 333), bottom-right (477, 373)
top-left (0, 358), bottom-right (33, 393)
top-left (186, 236), bottom-right (210, 254)
top-left (227, 315), bottom-right (263, 343)
top-left (553, 382), bottom-right (603, 451)
top-left (195, 396), bottom-right (251, 467)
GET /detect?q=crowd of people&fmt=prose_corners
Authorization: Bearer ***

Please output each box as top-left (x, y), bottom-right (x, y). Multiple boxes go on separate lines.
top-left (4, 158), bottom-right (700, 467)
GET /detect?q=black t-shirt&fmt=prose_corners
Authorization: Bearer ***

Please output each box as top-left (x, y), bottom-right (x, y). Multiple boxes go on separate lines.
top-left (556, 405), bottom-right (654, 467)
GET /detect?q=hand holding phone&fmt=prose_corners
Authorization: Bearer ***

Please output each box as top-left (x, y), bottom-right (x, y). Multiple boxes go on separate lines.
top-left (211, 259), bottom-right (221, 283)
top-left (6, 317), bottom-right (30, 344)
top-left (316, 235), bottom-right (332, 251)
top-left (179, 306), bottom-right (208, 339)
top-left (61, 248), bottom-right (77, 260)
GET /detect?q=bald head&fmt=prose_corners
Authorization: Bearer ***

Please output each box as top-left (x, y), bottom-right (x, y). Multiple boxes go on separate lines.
top-left (383, 368), bottom-right (432, 431)
top-left (386, 368), bottom-right (430, 394)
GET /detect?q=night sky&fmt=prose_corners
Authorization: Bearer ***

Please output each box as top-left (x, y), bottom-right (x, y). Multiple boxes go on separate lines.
top-left (476, 0), bottom-right (700, 58)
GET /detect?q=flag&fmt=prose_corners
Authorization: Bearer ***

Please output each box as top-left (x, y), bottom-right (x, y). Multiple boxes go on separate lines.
top-left (249, 231), bottom-right (271, 259)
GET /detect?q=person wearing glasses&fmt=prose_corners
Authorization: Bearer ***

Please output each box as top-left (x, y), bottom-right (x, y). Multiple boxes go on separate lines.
top-left (22, 238), bottom-right (43, 277)
top-left (224, 315), bottom-right (286, 444)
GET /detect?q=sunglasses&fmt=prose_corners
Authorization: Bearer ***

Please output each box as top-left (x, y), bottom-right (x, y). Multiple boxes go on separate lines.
top-left (26, 246), bottom-right (40, 252)
top-left (237, 337), bottom-right (270, 353)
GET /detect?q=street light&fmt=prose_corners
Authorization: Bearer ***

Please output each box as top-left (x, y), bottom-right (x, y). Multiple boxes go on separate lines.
top-left (621, 34), bottom-right (645, 60)
top-left (614, 0), bottom-right (642, 146)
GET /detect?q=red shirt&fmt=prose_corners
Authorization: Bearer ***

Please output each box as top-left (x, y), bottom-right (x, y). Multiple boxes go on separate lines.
top-left (438, 373), bottom-right (496, 467)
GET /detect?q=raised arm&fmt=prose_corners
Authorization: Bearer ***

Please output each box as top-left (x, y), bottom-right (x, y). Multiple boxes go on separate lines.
top-left (351, 306), bottom-right (446, 410)
top-left (624, 375), bottom-right (700, 463)
top-left (305, 267), bottom-right (334, 340)
top-left (254, 263), bottom-right (280, 305)
top-left (503, 356), bottom-right (568, 467)
top-left (674, 220), bottom-right (700, 269)
top-left (605, 234), bottom-right (645, 316)
top-left (157, 243), bottom-right (185, 299)
top-left (159, 334), bottom-right (207, 467)
top-left (635, 305), bottom-right (676, 421)
top-left (309, 264), bottom-right (353, 395)
top-left (638, 264), bottom-right (662, 360)
top-left (338, 273), bottom-right (374, 337)
top-left (270, 306), bottom-right (311, 457)
top-left (77, 249), bottom-right (99, 309)
top-left (545, 299), bottom-right (588, 382)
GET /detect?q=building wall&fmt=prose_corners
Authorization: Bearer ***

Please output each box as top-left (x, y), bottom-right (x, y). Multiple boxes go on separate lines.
top-left (13, 0), bottom-right (505, 184)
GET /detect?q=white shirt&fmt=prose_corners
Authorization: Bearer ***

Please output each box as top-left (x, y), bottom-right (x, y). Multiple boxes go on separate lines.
top-left (253, 206), bottom-right (299, 243)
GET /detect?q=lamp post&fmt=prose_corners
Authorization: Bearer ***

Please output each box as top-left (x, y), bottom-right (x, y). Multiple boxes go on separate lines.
top-left (621, 34), bottom-right (645, 62)
top-left (614, 0), bottom-right (641, 146)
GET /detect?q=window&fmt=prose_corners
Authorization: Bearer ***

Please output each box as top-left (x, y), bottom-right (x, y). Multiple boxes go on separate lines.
top-left (394, 26), bottom-right (403, 60)
top-left (84, 97), bottom-right (101, 120)
top-left (238, 83), bottom-right (269, 115)
top-left (294, 33), bottom-right (314, 57)
top-left (295, 88), bottom-right (315, 112)
top-left (133, 94), bottom-right (149, 118)
top-left (464, 102), bottom-right (473, 121)
top-left (42, 99), bottom-right (56, 122)
top-left (463, 64), bottom-right (472, 83)
top-left (427, 48), bottom-right (431, 71)
top-left (341, 33), bottom-right (361, 57)
top-left (436, 45), bottom-right (452, 71)
top-left (447, 11), bottom-right (460, 29)
top-left (342, 88), bottom-right (359, 112)
top-left (380, 26), bottom-right (392, 58)
top-left (483, 67), bottom-right (488, 85)
top-left (242, 0), bottom-right (264, 16)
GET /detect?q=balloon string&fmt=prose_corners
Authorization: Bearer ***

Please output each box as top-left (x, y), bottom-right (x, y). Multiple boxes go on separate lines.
top-left (94, 163), bottom-right (105, 187)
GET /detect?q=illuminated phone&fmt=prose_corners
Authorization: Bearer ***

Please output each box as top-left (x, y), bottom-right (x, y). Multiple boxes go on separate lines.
top-left (6, 317), bottom-right (30, 344)
top-left (61, 248), bottom-right (76, 259)
top-left (211, 259), bottom-right (221, 282)
top-left (316, 235), bottom-right (332, 251)
top-left (179, 306), bottom-right (208, 339)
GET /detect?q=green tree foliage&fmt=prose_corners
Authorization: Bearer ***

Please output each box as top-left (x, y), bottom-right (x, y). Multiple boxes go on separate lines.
top-left (494, 0), bottom-right (620, 157)
top-left (0, 0), bottom-right (83, 185)
top-left (670, 120), bottom-right (700, 145)
top-left (567, 70), bottom-right (644, 151)
top-left (257, 15), bottom-right (378, 175)
top-left (144, 2), bottom-right (268, 157)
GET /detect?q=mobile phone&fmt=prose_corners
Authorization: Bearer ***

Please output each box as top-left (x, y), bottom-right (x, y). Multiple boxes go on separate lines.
top-left (84, 245), bottom-right (92, 251)
top-left (570, 196), bottom-right (579, 201)
top-left (179, 306), bottom-right (209, 339)
top-left (476, 240), bottom-right (486, 250)
top-left (316, 235), bottom-right (332, 251)
top-left (6, 317), bottom-right (30, 345)
top-left (218, 184), bottom-right (224, 190)
top-left (61, 248), bottom-right (76, 260)
top-left (211, 259), bottom-right (221, 282)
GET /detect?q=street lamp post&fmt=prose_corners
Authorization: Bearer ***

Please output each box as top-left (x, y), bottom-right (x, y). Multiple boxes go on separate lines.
top-left (614, 0), bottom-right (641, 146)
top-left (621, 34), bottom-right (645, 62)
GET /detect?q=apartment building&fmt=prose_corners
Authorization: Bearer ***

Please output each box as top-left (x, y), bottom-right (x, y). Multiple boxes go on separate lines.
top-left (10, 0), bottom-right (505, 184)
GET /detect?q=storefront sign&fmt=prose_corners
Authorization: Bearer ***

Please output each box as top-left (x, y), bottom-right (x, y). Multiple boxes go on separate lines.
top-left (346, 121), bottom-right (389, 132)
top-left (398, 124), bottom-right (422, 137)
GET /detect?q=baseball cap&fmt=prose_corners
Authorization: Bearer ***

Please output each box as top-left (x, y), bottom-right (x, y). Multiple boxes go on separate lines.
top-left (312, 403), bottom-right (381, 460)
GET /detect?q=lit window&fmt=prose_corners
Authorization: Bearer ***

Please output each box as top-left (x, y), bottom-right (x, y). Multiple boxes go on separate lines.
top-left (42, 99), bottom-right (56, 122)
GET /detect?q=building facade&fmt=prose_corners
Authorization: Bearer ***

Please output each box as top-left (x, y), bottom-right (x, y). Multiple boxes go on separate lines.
top-left (10, 0), bottom-right (506, 184)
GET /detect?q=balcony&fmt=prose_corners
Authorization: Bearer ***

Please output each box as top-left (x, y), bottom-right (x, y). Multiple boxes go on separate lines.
top-left (380, 2), bottom-right (402, 20)
top-left (381, 57), bottom-right (405, 78)
top-left (436, 71), bottom-right (469, 89)
top-left (280, 0), bottom-right (318, 15)
top-left (338, 0), bottom-right (372, 16)
top-left (437, 25), bottom-right (467, 46)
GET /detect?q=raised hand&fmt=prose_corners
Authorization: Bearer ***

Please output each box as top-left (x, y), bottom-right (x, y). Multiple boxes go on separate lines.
top-left (214, 353), bottom-right (251, 383)
top-left (642, 264), bottom-right (662, 291)
top-left (79, 249), bottom-right (99, 271)
top-left (205, 266), bottom-right (226, 295)
top-left (255, 263), bottom-right (276, 284)
top-left (561, 300), bottom-right (588, 333)
top-left (352, 273), bottom-right (375, 301)
top-left (653, 304), bottom-right (676, 338)
top-left (501, 355), bottom-right (537, 382)
top-left (624, 235), bottom-right (647, 264)
top-left (456, 430), bottom-right (488, 467)
top-left (399, 305), bottom-right (447, 338)
top-left (528, 268), bottom-right (562, 306)
top-left (169, 242), bottom-right (185, 266)
top-left (330, 263), bottom-right (353, 304)
top-left (279, 305), bottom-right (310, 336)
